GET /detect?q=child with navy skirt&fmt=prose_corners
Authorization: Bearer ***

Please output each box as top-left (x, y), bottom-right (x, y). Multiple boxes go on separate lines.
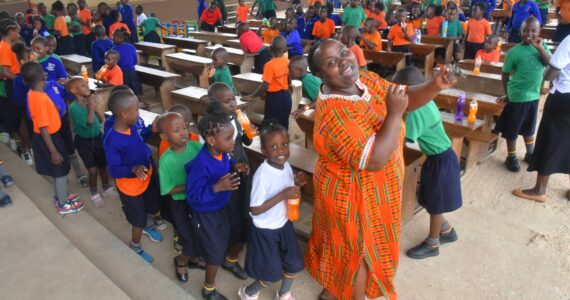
top-left (239, 122), bottom-right (306, 300)
top-left (393, 67), bottom-right (462, 260)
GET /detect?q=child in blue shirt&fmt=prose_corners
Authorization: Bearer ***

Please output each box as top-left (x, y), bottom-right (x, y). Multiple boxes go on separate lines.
top-left (281, 18), bottom-right (303, 57)
top-left (31, 36), bottom-right (67, 83)
top-left (185, 112), bottom-right (240, 300)
top-left (507, 0), bottom-right (542, 43)
top-left (111, 28), bottom-right (146, 107)
top-left (91, 25), bottom-right (113, 73)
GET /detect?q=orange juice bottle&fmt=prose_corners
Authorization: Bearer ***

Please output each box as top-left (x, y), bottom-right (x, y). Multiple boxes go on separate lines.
top-left (496, 37), bottom-right (503, 51)
top-left (236, 109), bottom-right (256, 139)
top-left (81, 65), bottom-right (88, 81)
top-left (467, 99), bottom-right (478, 123)
top-left (473, 56), bottom-right (481, 75)
top-left (96, 65), bottom-right (108, 81)
top-left (287, 198), bottom-right (300, 222)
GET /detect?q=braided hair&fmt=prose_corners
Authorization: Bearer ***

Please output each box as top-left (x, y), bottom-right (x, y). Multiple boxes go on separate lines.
top-left (259, 119), bottom-right (287, 146)
top-left (198, 112), bottom-right (232, 140)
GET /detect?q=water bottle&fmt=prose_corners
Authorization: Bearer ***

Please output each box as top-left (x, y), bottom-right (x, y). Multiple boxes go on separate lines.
top-left (415, 29), bottom-right (422, 44)
top-left (455, 91), bottom-right (466, 122)
top-left (81, 65), bottom-right (88, 81)
top-left (473, 56), bottom-right (482, 75)
top-left (441, 20), bottom-right (448, 38)
top-left (468, 99), bottom-right (478, 123)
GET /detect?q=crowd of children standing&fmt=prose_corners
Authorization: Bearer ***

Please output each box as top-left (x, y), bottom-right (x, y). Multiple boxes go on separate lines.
top-left (0, 0), bottom-right (568, 299)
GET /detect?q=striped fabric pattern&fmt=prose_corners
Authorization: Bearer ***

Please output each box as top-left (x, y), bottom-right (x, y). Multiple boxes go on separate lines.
top-left (305, 71), bottom-right (405, 300)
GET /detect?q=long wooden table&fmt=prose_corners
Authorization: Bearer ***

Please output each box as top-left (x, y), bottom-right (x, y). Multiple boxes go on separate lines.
top-left (171, 86), bottom-right (248, 122)
top-left (61, 54), bottom-right (92, 76)
top-left (459, 59), bottom-right (503, 75)
top-left (135, 65), bottom-right (181, 111)
top-left (165, 52), bottom-right (212, 88)
top-left (440, 111), bottom-right (485, 162)
top-left (382, 40), bottom-right (439, 79)
top-left (161, 36), bottom-right (208, 54)
top-left (200, 45), bottom-right (256, 74)
top-left (421, 35), bottom-right (459, 63)
top-left (134, 42), bottom-right (176, 70)
top-left (189, 31), bottom-right (238, 45)
top-left (363, 50), bottom-right (409, 72)
top-left (455, 70), bottom-right (504, 96)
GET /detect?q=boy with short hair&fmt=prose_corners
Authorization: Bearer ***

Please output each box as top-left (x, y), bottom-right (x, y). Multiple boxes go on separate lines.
top-left (98, 50), bottom-right (123, 86)
top-left (476, 34), bottom-right (501, 63)
top-left (210, 47), bottom-right (237, 94)
top-left (289, 55), bottom-right (322, 117)
top-left (494, 17), bottom-right (551, 172)
top-left (282, 18), bottom-right (304, 58)
top-left (52, 0), bottom-right (74, 55)
top-left (236, 0), bottom-right (250, 23)
top-left (46, 35), bottom-right (61, 61)
top-left (103, 90), bottom-right (163, 263)
top-left (342, 26), bottom-right (367, 70)
top-left (78, 0), bottom-right (94, 55)
top-left (237, 22), bottom-right (271, 74)
top-left (360, 18), bottom-right (382, 52)
top-left (388, 7), bottom-right (415, 65)
top-left (463, 2), bottom-right (492, 59)
top-left (37, 3), bottom-right (55, 33)
top-left (91, 25), bottom-right (113, 74)
top-left (312, 6), bottom-right (335, 39)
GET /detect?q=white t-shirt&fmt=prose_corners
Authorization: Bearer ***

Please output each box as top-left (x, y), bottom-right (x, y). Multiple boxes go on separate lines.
top-left (550, 35), bottom-right (570, 94)
top-left (137, 13), bottom-right (147, 26)
top-left (249, 160), bottom-right (294, 229)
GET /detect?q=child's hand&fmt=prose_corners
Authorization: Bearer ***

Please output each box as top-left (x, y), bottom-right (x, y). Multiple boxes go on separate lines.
top-left (386, 84), bottom-right (408, 116)
top-left (213, 172), bottom-right (241, 192)
top-left (294, 171), bottom-right (309, 187)
top-left (152, 116), bottom-right (160, 133)
top-left (280, 186), bottom-right (301, 200)
top-left (235, 163), bottom-right (250, 175)
top-left (87, 95), bottom-right (96, 111)
top-left (432, 64), bottom-right (458, 91)
top-left (241, 95), bottom-right (255, 102)
top-left (207, 65), bottom-right (215, 78)
top-left (291, 108), bottom-right (305, 119)
top-left (532, 37), bottom-right (543, 49)
top-left (132, 165), bottom-right (148, 180)
top-left (496, 95), bottom-right (509, 104)
top-left (51, 150), bottom-right (64, 166)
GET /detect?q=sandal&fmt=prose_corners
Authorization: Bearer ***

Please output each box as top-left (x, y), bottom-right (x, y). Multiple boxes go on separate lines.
top-left (512, 189), bottom-right (546, 202)
top-left (173, 257), bottom-right (188, 282)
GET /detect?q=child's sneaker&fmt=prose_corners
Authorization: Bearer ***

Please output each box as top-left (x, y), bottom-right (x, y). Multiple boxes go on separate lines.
top-left (57, 200), bottom-right (85, 215)
top-left (154, 217), bottom-right (168, 230)
top-left (406, 241), bottom-right (439, 259)
top-left (101, 186), bottom-right (118, 199)
top-left (275, 291), bottom-right (295, 300)
top-left (54, 194), bottom-right (80, 207)
top-left (132, 247), bottom-right (153, 263)
top-left (143, 226), bottom-right (163, 242)
top-left (439, 227), bottom-right (458, 244)
top-left (505, 156), bottom-right (520, 172)
top-left (20, 150), bottom-right (33, 166)
top-left (238, 286), bottom-right (259, 300)
top-left (90, 193), bottom-right (105, 208)
top-left (0, 194), bottom-right (13, 208)
top-left (78, 175), bottom-right (88, 187)
top-left (1, 175), bottom-right (14, 188)
top-left (8, 138), bottom-right (17, 152)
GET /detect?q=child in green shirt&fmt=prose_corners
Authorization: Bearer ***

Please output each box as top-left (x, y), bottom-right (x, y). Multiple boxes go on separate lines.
top-left (494, 16), bottom-right (551, 172)
top-left (67, 2), bottom-right (88, 55)
top-left (342, 0), bottom-right (366, 29)
top-left (394, 66), bottom-right (462, 260)
top-left (288, 55), bottom-right (322, 118)
top-left (210, 47), bottom-right (237, 94)
top-left (140, 12), bottom-right (163, 43)
top-left (442, 6), bottom-right (463, 61)
top-left (158, 112), bottom-right (205, 283)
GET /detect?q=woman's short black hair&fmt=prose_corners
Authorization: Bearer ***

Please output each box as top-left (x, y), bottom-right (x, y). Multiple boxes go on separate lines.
top-left (307, 38), bottom-right (327, 75)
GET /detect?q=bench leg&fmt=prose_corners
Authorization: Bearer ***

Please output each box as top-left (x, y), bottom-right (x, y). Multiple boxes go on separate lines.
top-left (240, 57), bottom-right (255, 74)
top-left (424, 53), bottom-right (435, 80)
top-left (138, 53), bottom-right (148, 65)
top-left (402, 161), bottom-right (421, 226)
top-left (159, 79), bottom-right (176, 112)
top-left (465, 139), bottom-right (486, 170)
top-left (198, 70), bottom-right (210, 88)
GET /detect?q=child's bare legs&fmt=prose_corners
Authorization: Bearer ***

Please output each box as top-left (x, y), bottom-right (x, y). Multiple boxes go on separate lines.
top-left (204, 264), bottom-right (220, 293)
top-left (98, 166), bottom-right (111, 190)
top-left (505, 139), bottom-right (520, 172)
top-left (131, 226), bottom-right (143, 245)
top-left (227, 243), bottom-right (243, 259)
top-left (87, 167), bottom-right (99, 195)
top-left (69, 152), bottom-right (87, 185)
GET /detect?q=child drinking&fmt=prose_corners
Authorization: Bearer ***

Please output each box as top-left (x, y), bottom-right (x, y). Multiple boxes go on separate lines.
top-left (463, 2), bottom-right (491, 59)
top-left (393, 67), bottom-right (461, 259)
top-left (91, 25), bottom-right (113, 75)
top-left (185, 112), bottom-right (240, 299)
top-left (22, 62), bottom-right (85, 215)
top-left (103, 90), bottom-right (163, 262)
top-left (67, 78), bottom-right (117, 207)
top-left (475, 34), bottom-right (500, 63)
top-left (242, 36), bottom-right (292, 129)
top-left (97, 50), bottom-right (123, 86)
top-left (157, 112), bottom-right (205, 282)
top-left (494, 17), bottom-right (551, 172)
top-left (360, 18), bottom-right (383, 52)
top-left (238, 122), bottom-right (307, 300)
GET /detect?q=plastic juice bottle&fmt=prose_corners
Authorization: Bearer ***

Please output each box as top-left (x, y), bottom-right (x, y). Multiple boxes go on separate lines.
top-left (288, 198), bottom-right (300, 222)
top-left (235, 109), bottom-right (256, 139)
top-left (473, 56), bottom-right (482, 75)
top-left (467, 99), bottom-right (478, 123)
top-left (441, 20), bottom-right (448, 38)
top-left (415, 29), bottom-right (422, 43)
top-left (496, 37), bottom-right (503, 51)
top-left (95, 65), bottom-right (108, 81)
top-left (81, 65), bottom-right (88, 81)
top-left (455, 91), bottom-right (466, 121)
top-left (421, 19), bottom-right (427, 31)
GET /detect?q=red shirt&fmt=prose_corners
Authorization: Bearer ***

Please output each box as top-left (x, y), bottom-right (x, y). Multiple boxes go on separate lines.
top-left (239, 30), bottom-right (264, 54)
top-left (201, 7), bottom-right (222, 25)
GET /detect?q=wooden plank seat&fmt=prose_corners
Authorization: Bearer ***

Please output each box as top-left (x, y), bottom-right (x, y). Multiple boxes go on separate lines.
top-left (134, 41), bottom-right (176, 70)
top-left (200, 45), bottom-right (256, 74)
top-left (421, 35), bottom-right (459, 63)
top-left (440, 111), bottom-right (485, 164)
top-left (363, 50), bottom-right (409, 72)
top-left (61, 54), bottom-right (92, 75)
top-left (454, 70), bottom-right (504, 96)
top-left (458, 59), bottom-right (503, 75)
top-left (135, 65), bottom-right (181, 111)
top-left (382, 40), bottom-right (439, 79)
top-left (161, 36), bottom-right (208, 54)
top-left (171, 86), bottom-right (248, 122)
top-left (165, 52), bottom-right (213, 88)
top-left (189, 31), bottom-right (238, 45)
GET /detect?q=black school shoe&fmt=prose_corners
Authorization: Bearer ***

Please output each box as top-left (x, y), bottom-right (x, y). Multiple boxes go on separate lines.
top-left (505, 156), bottom-right (521, 172)
top-left (202, 289), bottom-right (228, 300)
top-left (222, 262), bottom-right (248, 280)
top-left (524, 153), bottom-right (533, 164)
top-left (440, 228), bottom-right (458, 244)
top-left (0, 194), bottom-right (12, 208)
top-left (406, 242), bottom-right (439, 259)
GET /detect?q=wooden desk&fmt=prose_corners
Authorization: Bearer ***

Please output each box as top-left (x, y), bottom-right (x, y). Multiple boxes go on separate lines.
top-left (441, 111), bottom-right (484, 161)
top-left (61, 54), bottom-right (92, 75)
top-left (171, 86), bottom-right (248, 122)
top-left (134, 42), bottom-right (176, 71)
top-left (435, 88), bottom-right (503, 131)
top-left (88, 78), bottom-right (113, 113)
top-left (540, 26), bottom-right (556, 40)
top-left (363, 50), bottom-right (408, 72)
top-left (201, 45), bottom-right (256, 74)
top-left (135, 65), bottom-right (181, 111)
top-left (165, 52), bottom-right (212, 88)
top-left (491, 8), bottom-right (511, 20)
top-left (217, 25), bottom-right (259, 34)
top-left (224, 39), bottom-right (270, 51)
top-left (421, 35), bottom-right (459, 63)
top-left (382, 40), bottom-right (439, 79)
top-left (161, 36), bottom-right (208, 54)
top-left (190, 31), bottom-right (238, 45)
top-left (459, 59), bottom-right (503, 75)
top-left (454, 70), bottom-right (504, 96)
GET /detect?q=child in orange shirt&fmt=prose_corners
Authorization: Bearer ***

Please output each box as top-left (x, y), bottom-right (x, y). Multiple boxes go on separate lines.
top-left (475, 34), bottom-right (501, 63)
top-left (368, 2), bottom-right (388, 31)
top-left (424, 4), bottom-right (444, 36)
top-left (341, 26), bottom-right (367, 70)
top-left (409, 5), bottom-right (424, 30)
top-left (109, 9), bottom-right (131, 38)
top-left (312, 6), bottom-right (335, 39)
top-left (236, 0), bottom-right (250, 23)
top-left (97, 50), bottom-right (123, 86)
top-left (260, 17), bottom-right (280, 44)
top-left (158, 104), bottom-right (200, 157)
top-left (361, 18), bottom-right (382, 52)
top-left (52, 0), bottom-right (74, 55)
top-left (463, 2), bottom-right (492, 59)
top-left (242, 36), bottom-right (292, 129)
top-left (388, 7), bottom-right (415, 65)
top-left (22, 62), bottom-right (86, 215)
top-left (199, 1), bottom-right (223, 32)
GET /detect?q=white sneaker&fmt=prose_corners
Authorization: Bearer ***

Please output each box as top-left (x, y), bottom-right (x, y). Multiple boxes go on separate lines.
top-left (275, 291), bottom-right (295, 300)
top-left (8, 139), bottom-right (17, 152)
top-left (21, 151), bottom-right (33, 166)
top-left (90, 193), bottom-right (105, 208)
top-left (238, 286), bottom-right (259, 300)
top-left (102, 186), bottom-right (119, 199)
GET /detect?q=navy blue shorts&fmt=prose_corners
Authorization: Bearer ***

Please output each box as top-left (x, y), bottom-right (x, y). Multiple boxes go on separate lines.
top-left (0, 79), bottom-right (24, 133)
top-left (464, 41), bottom-right (485, 60)
top-left (254, 47), bottom-right (270, 74)
top-left (143, 31), bottom-right (161, 44)
top-left (228, 171), bottom-right (251, 245)
top-left (190, 206), bottom-right (231, 265)
top-left (59, 116), bottom-right (76, 154)
top-left (493, 100), bottom-right (539, 140)
top-left (264, 90), bottom-right (292, 130)
top-left (74, 134), bottom-right (106, 169)
top-left (73, 34), bottom-right (88, 56)
top-left (245, 222), bottom-right (304, 282)
top-left (32, 132), bottom-right (70, 178)
top-left (170, 199), bottom-right (199, 258)
top-left (117, 161), bottom-right (161, 228)
top-left (418, 148), bottom-right (463, 215)
top-left (123, 68), bottom-right (143, 96)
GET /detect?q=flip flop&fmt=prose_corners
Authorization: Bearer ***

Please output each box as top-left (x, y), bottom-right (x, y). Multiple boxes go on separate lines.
top-left (512, 189), bottom-right (546, 202)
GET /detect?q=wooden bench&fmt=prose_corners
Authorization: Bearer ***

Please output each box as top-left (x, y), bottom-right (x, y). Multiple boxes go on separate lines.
top-left (134, 42), bottom-right (176, 71)
top-left (88, 78), bottom-right (114, 113)
top-left (421, 35), bottom-right (459, 63)
top-left (232, 72), bottom-right (303, 124)
top-left (458, 59), bottom-right (503, 75)
top-left (200, 45), bottom-right (256, 74)
top-left (217, 25), bottom-right (260, 34)
top-left (454, 70), bottom-right (504, 96)
top-left (190, 31), bottom-right (238, 45)
top-left (164, 52), bottom-right (212, 88)
top-left (161, 36), bottom-right (208, 54)
top-left (61, 54), bottom-right (92, 76)
top-left (136, 49), bottom-right (147, 65)
top-left (382, 40), bottom-right (439, 79)
top-left (363, 50), bottom-right (409, 72)
top-left (170, 86), bottom-right (248, 122)
top-left (135, 65), bottom-right (181, 111)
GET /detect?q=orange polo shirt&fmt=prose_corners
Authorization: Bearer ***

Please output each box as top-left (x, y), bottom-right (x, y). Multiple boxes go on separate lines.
top-left (262, 56), bottom-right (289, 92)
top-left (261, 28), bottom-right (280, 43)
top-left (476, 49), bottom-right (500, 63)
top-left (236, 5), bottom-right (250, 23)
top-left (368, 11), bottom-right (387, 30)
top-left (109, 22), bottom-right (131, 38)
top-left (312, 18), bottom-right (336, 39)
top-left (409, 18), bottom-right (424, 30)
top-left (28, 90), bottom-right (62, 134)
top-left (350, 44), bottom-right (367, 67)
top-left (102, 65), bottom-right (124, 85)
top-left (54, 16), bottom-right (69, 37)
top-left (79, 8), bottom-right (92, 35)
top-left (0, 40), bottom-right (20, 76)
top-left (466, 18), bottom-right (491, 44)
top-left (559, 0), bottom-right (570, 23)
top-left (388, 23), bottom-right (414, 46)
top-left (425, 16), bottom-right (444, 36)
top-left (360, 31), bottom-right (382, 52)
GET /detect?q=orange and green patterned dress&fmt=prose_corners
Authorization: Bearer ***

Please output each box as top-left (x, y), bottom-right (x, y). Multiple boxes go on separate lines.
top-left (305, 71), bottom-right (405, 300)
